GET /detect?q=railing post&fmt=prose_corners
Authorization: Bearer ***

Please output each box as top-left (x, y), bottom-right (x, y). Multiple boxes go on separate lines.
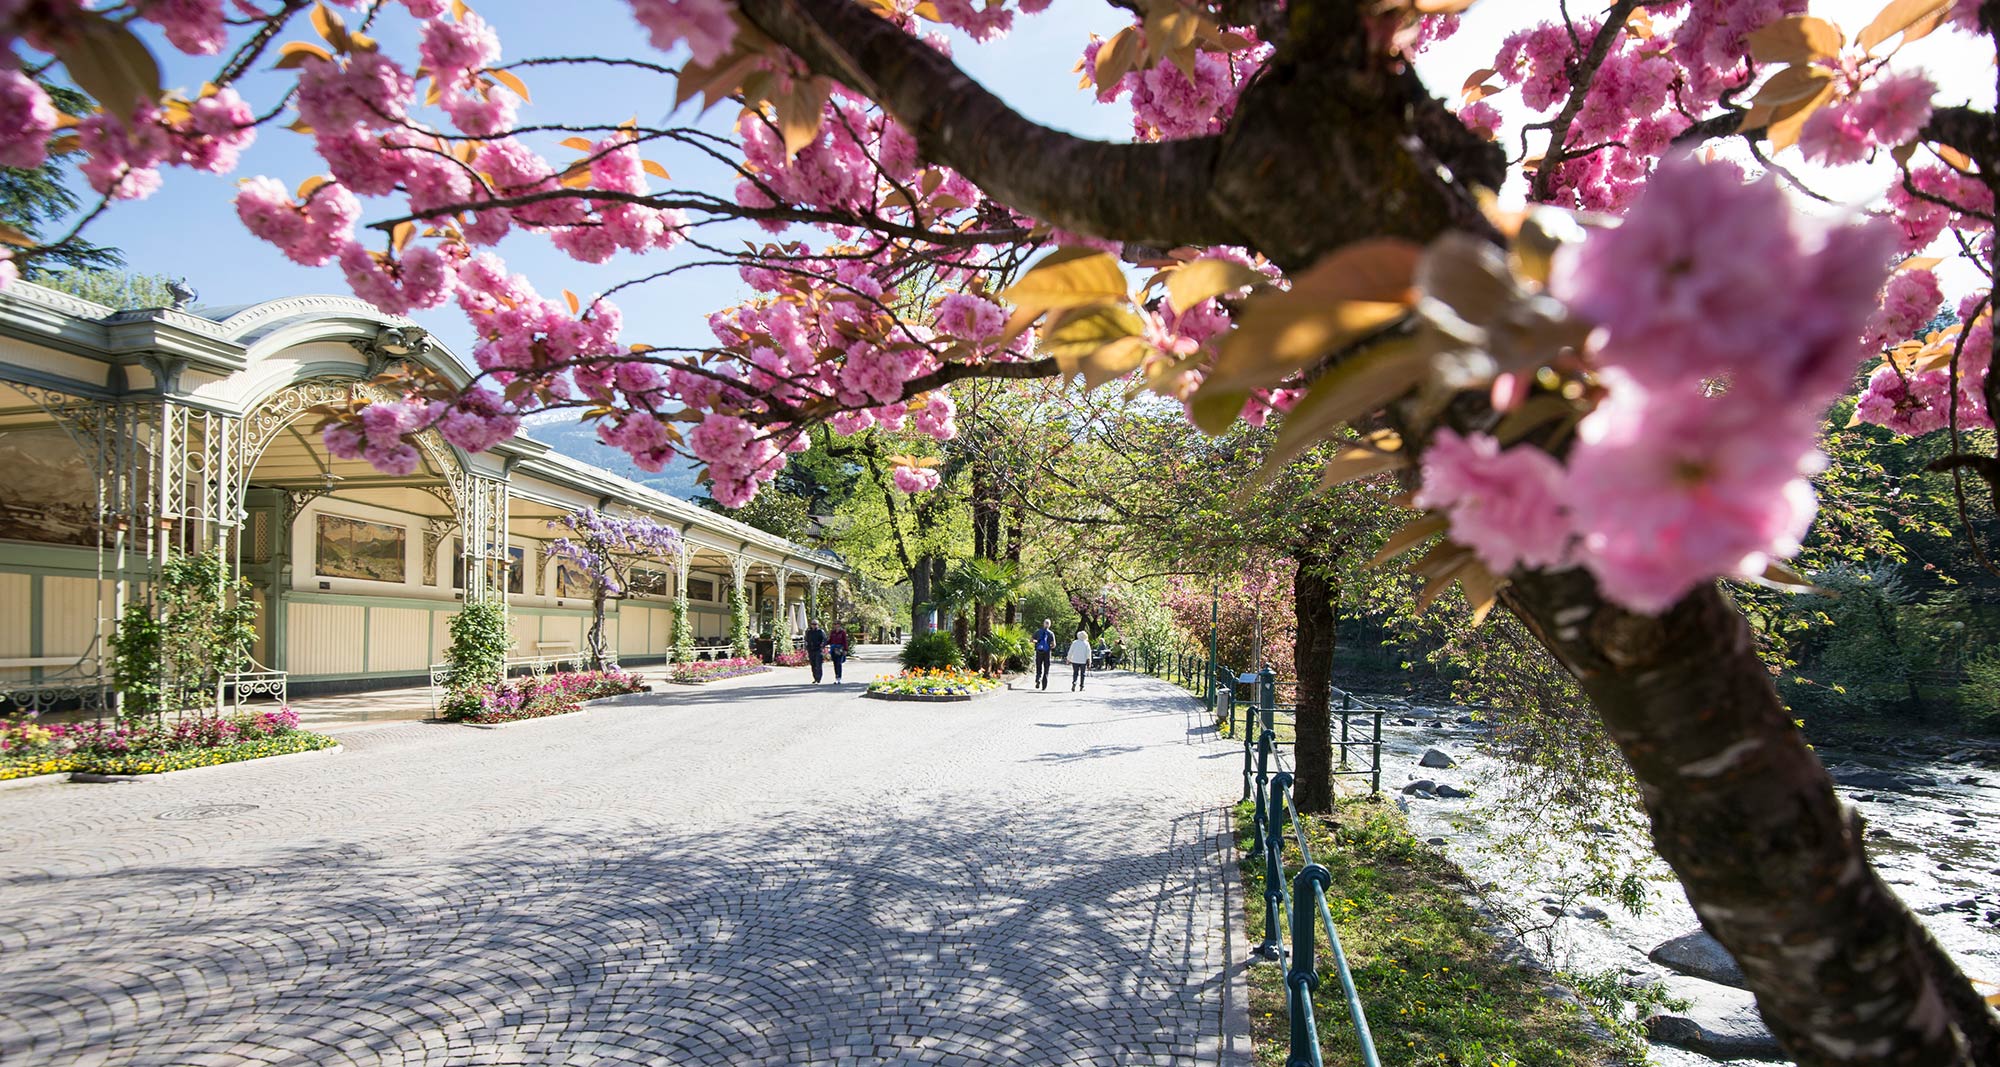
top-left (1370, 707), bottom-right (1383, 795)
top-left (1259, 663), bottom-right (1277, 735)
top-left (1286, 864), bottom-right (1332, 1067)
top-left (1256, 771), bottom-right (1292, 960)
top-left (1241, 681), bottom-right (1254, 802)
top-left (1338, 691), bottom-right (1352, 770)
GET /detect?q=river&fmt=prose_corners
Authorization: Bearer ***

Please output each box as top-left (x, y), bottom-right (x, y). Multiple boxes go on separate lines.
top-left (1353, 696), bottom-right (2000, 1066)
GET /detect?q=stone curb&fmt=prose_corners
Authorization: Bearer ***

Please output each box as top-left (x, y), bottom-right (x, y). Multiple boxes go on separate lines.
top-left (67, 743), bottom-right (344, 784)
top-left (457, 709), bottom-right (590, 730)
top-left (860, 690), bottom-right (983, 703)
top-left (0, 771), bottom-right (72, 793)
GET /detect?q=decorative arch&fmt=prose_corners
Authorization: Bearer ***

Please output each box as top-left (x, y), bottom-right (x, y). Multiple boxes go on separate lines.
top-left (237, 375), bottom-right (466, 517)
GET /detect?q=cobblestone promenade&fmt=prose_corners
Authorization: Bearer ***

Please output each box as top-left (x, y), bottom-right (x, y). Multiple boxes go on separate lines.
top-left (0, 650), bottom-right (1248, 1066)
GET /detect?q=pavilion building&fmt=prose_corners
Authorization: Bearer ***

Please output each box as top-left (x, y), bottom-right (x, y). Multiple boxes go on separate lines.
top-left (0, 280), bottom-right (845, 711)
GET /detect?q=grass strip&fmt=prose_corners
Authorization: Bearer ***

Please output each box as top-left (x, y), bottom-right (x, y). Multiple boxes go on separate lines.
top-left (1235, 795), bottom-right (1632, 1067)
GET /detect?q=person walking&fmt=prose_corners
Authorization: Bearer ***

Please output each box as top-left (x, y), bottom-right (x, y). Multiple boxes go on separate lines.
top-left (804, 619), bottom-right (827, 683)
top-left (828, 624), bottom-right (851, 683)
top-left (1066, 629), bottom-right (1092, 692)
top-left (1032, 618), bottom-right (1056, 690)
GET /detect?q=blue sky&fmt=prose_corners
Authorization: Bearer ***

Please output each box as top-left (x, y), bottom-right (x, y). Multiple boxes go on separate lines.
top-left (81, 1), bottom-right (1134, 363)
top-left (73, 1), bottom-right (2000, 360)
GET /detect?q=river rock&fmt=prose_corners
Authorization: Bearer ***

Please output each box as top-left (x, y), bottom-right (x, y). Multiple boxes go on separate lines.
top-left (1401, 779), bottom-right (1436, 796)
top-left (1649, 929), bottom-right (1748, 989)
top-left (1573, 904), bottom-right (1609, 921)
top-left (1645, 977), bottom-right (1784, 1061)
top-left (1435, 784), bottom-right (1473, 799)
top-left (1419, 748), bottom-right (1457, 769)
top-left (1827, 763), bottom-right (1918, 791)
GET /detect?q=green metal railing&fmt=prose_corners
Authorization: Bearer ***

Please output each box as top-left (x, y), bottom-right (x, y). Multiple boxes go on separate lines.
top-left (1247, 677), bottom-right (1383, 1067)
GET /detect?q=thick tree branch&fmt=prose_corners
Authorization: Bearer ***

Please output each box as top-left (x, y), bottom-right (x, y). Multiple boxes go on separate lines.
top-left (736, 0), bottom-right (1250, 249)
top-left (1676, 105), bottom-right (2000, 175)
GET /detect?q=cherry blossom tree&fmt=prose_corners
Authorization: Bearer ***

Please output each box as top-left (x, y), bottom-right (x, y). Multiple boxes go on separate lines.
top-left (5, 0), bottom-right (1999, 1059)
top-left (547, 508), bottom-right (682, 669)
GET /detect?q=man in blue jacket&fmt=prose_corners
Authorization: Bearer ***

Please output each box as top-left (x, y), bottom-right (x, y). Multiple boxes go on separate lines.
top-left (1032, 618), bottom-right (1056, 690)
top-left (804, 620), bottom-right (826, 683)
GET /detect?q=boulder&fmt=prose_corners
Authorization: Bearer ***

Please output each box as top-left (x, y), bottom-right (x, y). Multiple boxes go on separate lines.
top-left (1425, 837), bottom-right (1446, 846)
top-left (1649, 929), bottom-right (1748, 989)
top-left (1400, 779), bottom-right (1436, 797)
top-left (1573, 905), bottom-right (1609, 921)
top-left (1418, 747), bottom-right (1457, 769)
top-left (1645, 977), bottom-right (1785, 1061)
top-left (1827, 763), bottom-right (1917, 792)
top-left (1434, 784), bottom-right (1473, 799)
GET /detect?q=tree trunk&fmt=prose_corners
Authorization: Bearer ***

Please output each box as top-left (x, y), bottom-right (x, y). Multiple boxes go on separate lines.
top-left (1292, 553), bottom-right (1337, 814)
top-left (1505, 570), bottom-right (2000, 1066)
top-left (975, 602), bottom-right (993, 672)
top-left (588, 587), bottom-right (609, 670)
top-left (910, 554), bottom-right (935, 636)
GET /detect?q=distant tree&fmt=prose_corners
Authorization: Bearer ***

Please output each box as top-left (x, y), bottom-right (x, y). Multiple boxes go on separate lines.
top-left (31, 267), bottom-right (177, 309)
top-left (696, 485), bottom-right (816, 545)
top-left (0, 84), bottom-right (121, 276)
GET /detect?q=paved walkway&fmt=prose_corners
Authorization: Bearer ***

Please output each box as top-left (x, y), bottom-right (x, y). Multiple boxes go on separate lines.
top-left (0, 650), bottom-right (1249, 1066)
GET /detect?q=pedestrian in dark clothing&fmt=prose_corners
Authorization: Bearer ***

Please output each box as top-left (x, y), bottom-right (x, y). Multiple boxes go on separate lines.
top-left (828, 626), bottom-right (850, 682)
top-left (1032, 618), bottom-right (1056, 690)
top-left (1066, 630), bottom-right (1092, 691)
top-left (804, 620), bottom-right (826, 683)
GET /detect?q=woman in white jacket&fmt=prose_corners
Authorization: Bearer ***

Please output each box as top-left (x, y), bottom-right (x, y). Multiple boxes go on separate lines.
top-left (1066, 630), bottom-right (1093, 692)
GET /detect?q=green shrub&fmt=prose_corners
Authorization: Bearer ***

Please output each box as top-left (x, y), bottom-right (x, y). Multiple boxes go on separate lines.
top-left (445, 601), bottom-right (510, 694)
top-left (900, 631), bottom-right (963, 670)
top-left (978, 623), bottom-right (1033, 670)
top-left (110, 549), bottom-right (257, 720)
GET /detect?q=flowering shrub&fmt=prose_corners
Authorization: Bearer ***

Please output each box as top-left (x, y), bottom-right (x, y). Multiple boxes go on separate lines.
top-left (667, 657), bottom-right (767, 684)
top-left (1, 707), bottom-right (327, 779)
top-left (866, 668), bottom-right (1001, 698)
top-left (441, 668), bottom-right (645, 724)
top-left (773, 650), bottom-right (809, 668)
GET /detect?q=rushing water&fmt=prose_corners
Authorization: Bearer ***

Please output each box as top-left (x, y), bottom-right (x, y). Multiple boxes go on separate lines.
top-left (1353, 697), bottom-right (2000, 1066)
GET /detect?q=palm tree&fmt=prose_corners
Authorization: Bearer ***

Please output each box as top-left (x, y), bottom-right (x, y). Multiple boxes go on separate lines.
top-left (935, 558), bottom-right (1025, 672)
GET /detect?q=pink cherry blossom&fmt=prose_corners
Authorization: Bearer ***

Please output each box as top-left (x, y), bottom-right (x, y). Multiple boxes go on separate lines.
top-left (935, 293), bottom-right (1006, 341)
top-left (628, 0), bottom-right (739, 66)
top-left (1863, 268), bottom-right (1942, 349)
top-left (892, 464), bottom-right (942, 493)
top-left (0, 69), bottom-right (58, 169)
top-left (1854, 364), bottom-right (1954, 436)
top-left (419, 12), bottom-right (500, 88)
top-left (1567, 376), bottom-right (1822, 614)
top-left (139, 0), bottom-right (226, 55)
top-left (1414, 428), bottom-right (1572, 573)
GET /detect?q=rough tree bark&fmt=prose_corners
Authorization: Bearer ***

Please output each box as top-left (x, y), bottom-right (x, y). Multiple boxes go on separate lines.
top-left (1292, 551), bottom-right (1338, 814)
top-left (736, 1), bottom-right (2000, 1060)
top-left (910, 552), bottom-right (935, 637)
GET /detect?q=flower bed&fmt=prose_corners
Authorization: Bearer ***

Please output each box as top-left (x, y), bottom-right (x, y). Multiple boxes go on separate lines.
top-left (865, 668), bottom-right (1003, 700)
top-left (1, 708), bottom-right (335, 779)
top-left (772, 650), bottom-right (809, 668)
top-left (668, 656), bottom-right (768, 684)
top-left (442, 668), bottom-right (646, 724)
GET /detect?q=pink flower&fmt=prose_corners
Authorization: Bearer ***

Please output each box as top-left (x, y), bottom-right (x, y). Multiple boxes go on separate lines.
top-left (628, 0), bottom-right (739, 66)
top-left (934, 292), bottom-right (1006, 342)
top-left (1457, 100), bottom-right (1501, 140)
top-left (1550, 154), bottom-right (1893, 402)
top-left (1414, 429), bottom-right (1571, 573)
top-left (138, 0), bottom-right (225, 55)
top-left (892, 464), bottom-right (942, 493)
top-left (1854, 364), bottom-right (1953, 436)
top-left (1566, 376), bottom-right (1823, 614)
top-left (296, 51), bottom-right (413, 132)
top-left (419, 12), bottom-right (500, 88)
top-left (1799, 72), bottom-right (1935, 165)
top-left (1863, 268), bottom-right (1942, 349)
top-left (0, 69), bottom-right (59, 169)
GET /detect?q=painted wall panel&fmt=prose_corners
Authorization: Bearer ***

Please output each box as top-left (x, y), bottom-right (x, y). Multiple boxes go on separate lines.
top-left (367, 607), bottom-right (431, 673)
top-left (0, 573), bottom-right (30, 660)
top-left (41, 575), bottom-right (101, 659)
top-left (287, 602), bottom-right (366, 676)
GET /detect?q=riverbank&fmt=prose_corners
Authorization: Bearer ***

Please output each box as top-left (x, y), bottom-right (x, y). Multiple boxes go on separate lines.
top-left (1359, 694), bottom-right (2000, 1067)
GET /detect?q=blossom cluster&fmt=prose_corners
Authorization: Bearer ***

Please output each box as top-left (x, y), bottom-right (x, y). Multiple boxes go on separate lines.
top-left (441, 668), bottom-right (645, 723)
top-left (546, 508), bottom-right (683, 598)
top-left (1, 707), bottom-right (310, 779)
top-left (1417, 156), bottom-right (1895, 614)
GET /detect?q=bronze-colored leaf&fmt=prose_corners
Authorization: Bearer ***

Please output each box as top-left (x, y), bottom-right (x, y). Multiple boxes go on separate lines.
top-left (1189, 388), bottom-right (1247, 435)
top-left (1746, 16), bottom-right (1844, 65)
top-left (1370, 513), bottom-right (1449, 567)
top-left (1252, 332), bottom-right (1432, 472)
top-left (1039, 304), bottom-right (1145, 367)
top-left (1316, 439), bottom-right (1408, 491)
top-left (642, 159), bottom-right (671, 180)
top-left (1459, 561), bottom-right (1501, 626)
top-left (775, 77), bottom-right (831, 157)
top-left (489, 67), bottom-right (531, 102)
top-left (560, 135), bottom-right (595, 152)
top-left (52, 12), bottom-right (163, 121)
top-left (563, 289), bottom-right (581, 315)
top-left (999, 248), bottom-right (1129, 312)
top-left (1767, 79), bottom-right (1837, 152)
top-left (274, 40), bottom-right (334, 69)
top-left (1748, 64), bottom-right (1834, 109)
top-left (1166, 257), bottom-right (1265, 314)
top-left (1094, 28), bottom-right (1142, 94)
top-left (1076, 335), bottom-right (1154, 390)
top-left (1856, 0), bottom-right (1952, 51)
